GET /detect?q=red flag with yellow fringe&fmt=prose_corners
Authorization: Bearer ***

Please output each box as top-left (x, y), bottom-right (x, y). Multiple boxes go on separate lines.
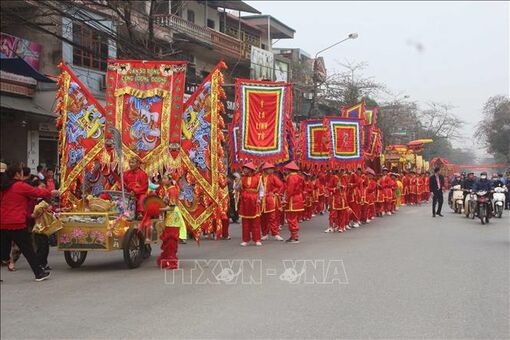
top-left (55, 63), bottom-right (113, 205)
top-left (104, 60), bottom-right (187, 175)
top-left (178, 61), bottom-right (229, 239)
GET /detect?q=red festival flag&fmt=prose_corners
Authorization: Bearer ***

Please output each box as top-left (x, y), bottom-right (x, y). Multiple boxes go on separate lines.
top-left (323, 117), bottom-right (364, 169)
top-left (105, 60), bottom-right (187, 175)
top-left (55, 63), bottom-right (111, 205)
top-left (233, 79), bottom-right (293, 165)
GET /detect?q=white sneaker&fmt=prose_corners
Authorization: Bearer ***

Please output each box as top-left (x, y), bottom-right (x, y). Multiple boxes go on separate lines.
top-left (346, 225), bottom-right (351, 230)
top-left (387, 212), bottom-right (392, 216)
top-left (261, 234), bottom-right (269, 241)
top-left (381, 212), bottom-right (386, 216)
top-left (274, 235), bottom-right (284, 241)
top-left (240, 242), bottom-right (248, 247)
top-left (353, 222), bottom-right (360, 228)
top-left (324, 227), bottom-right (334, 233)
top-left (312, 214), bottom-right (316, 217)
top-left (366, 219), bottom-right (371, 224)
top-left (255, 241), bottom-right (262, 246)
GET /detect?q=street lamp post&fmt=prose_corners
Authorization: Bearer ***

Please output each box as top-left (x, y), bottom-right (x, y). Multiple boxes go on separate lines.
top-left (308, 33), bottom-right (358, 117)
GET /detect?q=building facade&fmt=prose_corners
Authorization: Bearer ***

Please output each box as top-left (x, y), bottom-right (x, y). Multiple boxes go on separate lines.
top-left (0, 0), bottom-right (297, 171)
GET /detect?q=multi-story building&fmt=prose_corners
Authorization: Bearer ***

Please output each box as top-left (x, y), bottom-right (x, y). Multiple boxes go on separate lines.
top-left (0, 0), bottom-right (296, 171)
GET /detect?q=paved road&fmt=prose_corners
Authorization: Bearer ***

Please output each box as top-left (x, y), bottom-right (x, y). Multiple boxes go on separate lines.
top-left (1, 204), bottom-right (509, 339)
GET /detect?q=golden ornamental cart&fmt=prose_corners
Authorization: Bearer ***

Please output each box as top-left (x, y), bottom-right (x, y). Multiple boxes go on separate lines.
top-left (57, 191), bottom-right (165, 269)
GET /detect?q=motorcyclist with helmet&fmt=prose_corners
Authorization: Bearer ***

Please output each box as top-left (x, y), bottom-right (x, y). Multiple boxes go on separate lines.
top-left (472, 172), bottom-right (493, 217)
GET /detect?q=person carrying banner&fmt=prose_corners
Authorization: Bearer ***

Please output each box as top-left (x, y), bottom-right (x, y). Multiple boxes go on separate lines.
top-left (260, 163), bottom-right (284, 241)
top-left (238, 162), bottom-right (264, 246)
top-left (282, 162), bottom-right (304, 243)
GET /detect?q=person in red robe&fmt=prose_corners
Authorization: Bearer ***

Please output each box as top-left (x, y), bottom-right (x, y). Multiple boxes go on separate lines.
top-left (238, 162), bottom-right (263, 246)
top-left (124, 157), bottom-right (148, 215)
top-left (375, 173), bottom-right (385, 217)
top-left (409, 170), bottom-right (418, 205)
top-left (348, 168), bottom-right (363, 228)
top-left (401, 171), bottom-right (410, 206)
top-left (303, 174), bottom-right (314, 221)
top-left (325, 169), bottom-right (349, 233)
top-left (282, 161), bottom-right (304, 243)
top-left (366, 172), bottom-right (377, 221)
top-left (380, 168), bottom-right (393, 215)
top-left (260, 163), bottom-right (284, 241)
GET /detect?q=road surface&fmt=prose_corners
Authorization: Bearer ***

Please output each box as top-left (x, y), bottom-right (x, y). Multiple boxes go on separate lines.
top-left (1, 204), bottom-right (509, 339)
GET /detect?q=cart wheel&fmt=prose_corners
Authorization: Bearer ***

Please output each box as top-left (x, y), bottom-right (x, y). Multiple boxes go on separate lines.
top-left (123, 228), bottom-right (145, 269)
top-left (143, 244), bottom-right (152, 259)
top-left (64, 251), bottom-right (87, 268)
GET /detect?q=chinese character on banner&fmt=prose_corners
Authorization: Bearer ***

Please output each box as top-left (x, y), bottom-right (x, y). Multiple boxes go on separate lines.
top-left (323, 117), bottom-right (364, 169)
top-left (105, 60), bottom-right (187, 175)
top-left (232, 79), bottom-right (293, 166)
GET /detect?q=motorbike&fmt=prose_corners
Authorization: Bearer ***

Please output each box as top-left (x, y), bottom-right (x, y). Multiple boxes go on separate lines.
top-left (475, 190), bottom-right (491, 225)
top-left (492, 186), bottom-right (507, 218)
top-left (449, 185), bottom-right (464, 214)
top-left (465, 191), bottom-right (477, 219)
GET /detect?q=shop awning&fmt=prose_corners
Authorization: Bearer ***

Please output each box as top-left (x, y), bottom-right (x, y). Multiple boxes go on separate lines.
top-left (0, 94), bottom-right (55, 117)
top-left (0, 57), bottom-right (55, 83)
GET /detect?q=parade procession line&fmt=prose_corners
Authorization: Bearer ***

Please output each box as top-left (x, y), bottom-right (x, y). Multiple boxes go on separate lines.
top-left (1, 204), bottom-right (509, 340)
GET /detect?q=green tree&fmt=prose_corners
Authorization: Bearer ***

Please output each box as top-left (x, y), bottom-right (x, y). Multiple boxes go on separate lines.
top-left (476, 95), bottom-right (510, 163)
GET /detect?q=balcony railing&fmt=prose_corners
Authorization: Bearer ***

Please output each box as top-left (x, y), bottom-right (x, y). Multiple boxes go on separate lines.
top-left (154, 14), bottom-right (244, 59)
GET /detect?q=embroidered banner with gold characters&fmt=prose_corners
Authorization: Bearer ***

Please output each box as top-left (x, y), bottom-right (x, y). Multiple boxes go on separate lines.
top-left (178, 62), bottom-right (229, 239)
top-left (300, 119), bottom-right (330, 168)
top-left (234, 79), bottom-right (292, 165)
top-left (324, 117), bottom-right (364, 168)
top-left (105, 60), bottom-right (187, 175)
top-left (55, 63), bottom-right (114, 205)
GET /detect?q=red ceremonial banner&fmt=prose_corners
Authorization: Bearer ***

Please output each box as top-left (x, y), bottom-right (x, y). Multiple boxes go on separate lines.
top-left (233, 79), bottom-right (293, 165)
top-left (105, 59), bottom-right (187, 175)
top-left (55, 63), bottom-right (113, 205)
top-left (178, 62), bottom-right (229, 239)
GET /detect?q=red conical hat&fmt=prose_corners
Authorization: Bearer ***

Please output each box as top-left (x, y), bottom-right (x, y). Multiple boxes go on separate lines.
top-left (262, 162), bottom-right (275, 170)
top-left (242, 161), bottom-right (257, 171)
top-left (284, 161), bottom-right (300, 171)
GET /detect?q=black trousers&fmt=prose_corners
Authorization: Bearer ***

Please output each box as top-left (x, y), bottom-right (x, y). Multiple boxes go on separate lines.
top-left (0, 229), bottom-right (43, 277)
top-left (432, 191), bottom-right (444, 215)
top-left (34, 233), bottom-right (50, 267)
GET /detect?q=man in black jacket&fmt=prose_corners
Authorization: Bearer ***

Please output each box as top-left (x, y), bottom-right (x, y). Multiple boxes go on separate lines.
top-left (429, 167), bottom-right (445, 217)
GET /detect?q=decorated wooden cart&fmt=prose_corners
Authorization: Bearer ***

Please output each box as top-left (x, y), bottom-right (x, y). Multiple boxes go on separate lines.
top-left (56, 192), bottom-right (164, 269)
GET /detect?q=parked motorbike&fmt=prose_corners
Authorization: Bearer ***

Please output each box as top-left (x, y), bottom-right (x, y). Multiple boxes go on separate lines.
top-left (449, 185), bottom-right (464, 214)
top-left (475, 190), bottom-right (491, 225)
top-left (492, 186), bottom-right (507, 218)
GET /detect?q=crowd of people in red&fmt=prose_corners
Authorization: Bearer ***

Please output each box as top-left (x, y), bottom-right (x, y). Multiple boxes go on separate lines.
top-left (234, 161), bottom-right (432, 246)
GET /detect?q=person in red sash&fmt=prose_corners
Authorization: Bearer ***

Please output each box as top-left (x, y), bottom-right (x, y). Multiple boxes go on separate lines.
top-left (260, 163), bottom-right (284, 241)
top-left (424, 172), bottom-right (431, 202)
top-left (389, 173), bottom-right (398, 213)
top-left (379, 168), bottom-right (393, 215)
top-left (238, 162), bottom-right (264, 246)
top-left (409, 170), bottom-right (418, 205)
top-left (317, 174), bottom-right (326, 214)
top-left (124, 157), bottom-right (149, 215)
top-left (282, 161), bottom-right (304, 243)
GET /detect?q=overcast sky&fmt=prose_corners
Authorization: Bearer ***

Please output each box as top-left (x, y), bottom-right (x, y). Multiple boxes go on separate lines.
top-left (246, 1), bottom-right (509, 148)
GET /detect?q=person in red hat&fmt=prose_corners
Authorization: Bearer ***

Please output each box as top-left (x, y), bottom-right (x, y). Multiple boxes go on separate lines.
top-left (375, 173), bottom-right (385, 217)
top-left (303, 173), bottom-right (314, 221)
top-left (260, 162), bottom-right (284, 241)
top-left (238, 162), bottom-right (264, 246)
top-left (124, 157), bottom-right (149, 216)
top-left (380, 168), bottom-right (393, 215)
top-left (282, 161), bottom-right (304, 243)
top-left (366, 171), bottom-right (377, 221)
top-left (347, 168), bottom-right (363, 228)
top-left (409, 170), bottom-right (418, 205)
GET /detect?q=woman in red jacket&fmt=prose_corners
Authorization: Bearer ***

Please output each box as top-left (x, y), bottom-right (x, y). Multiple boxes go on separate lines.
top-left (1, 164), bottom-right (59, 282)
